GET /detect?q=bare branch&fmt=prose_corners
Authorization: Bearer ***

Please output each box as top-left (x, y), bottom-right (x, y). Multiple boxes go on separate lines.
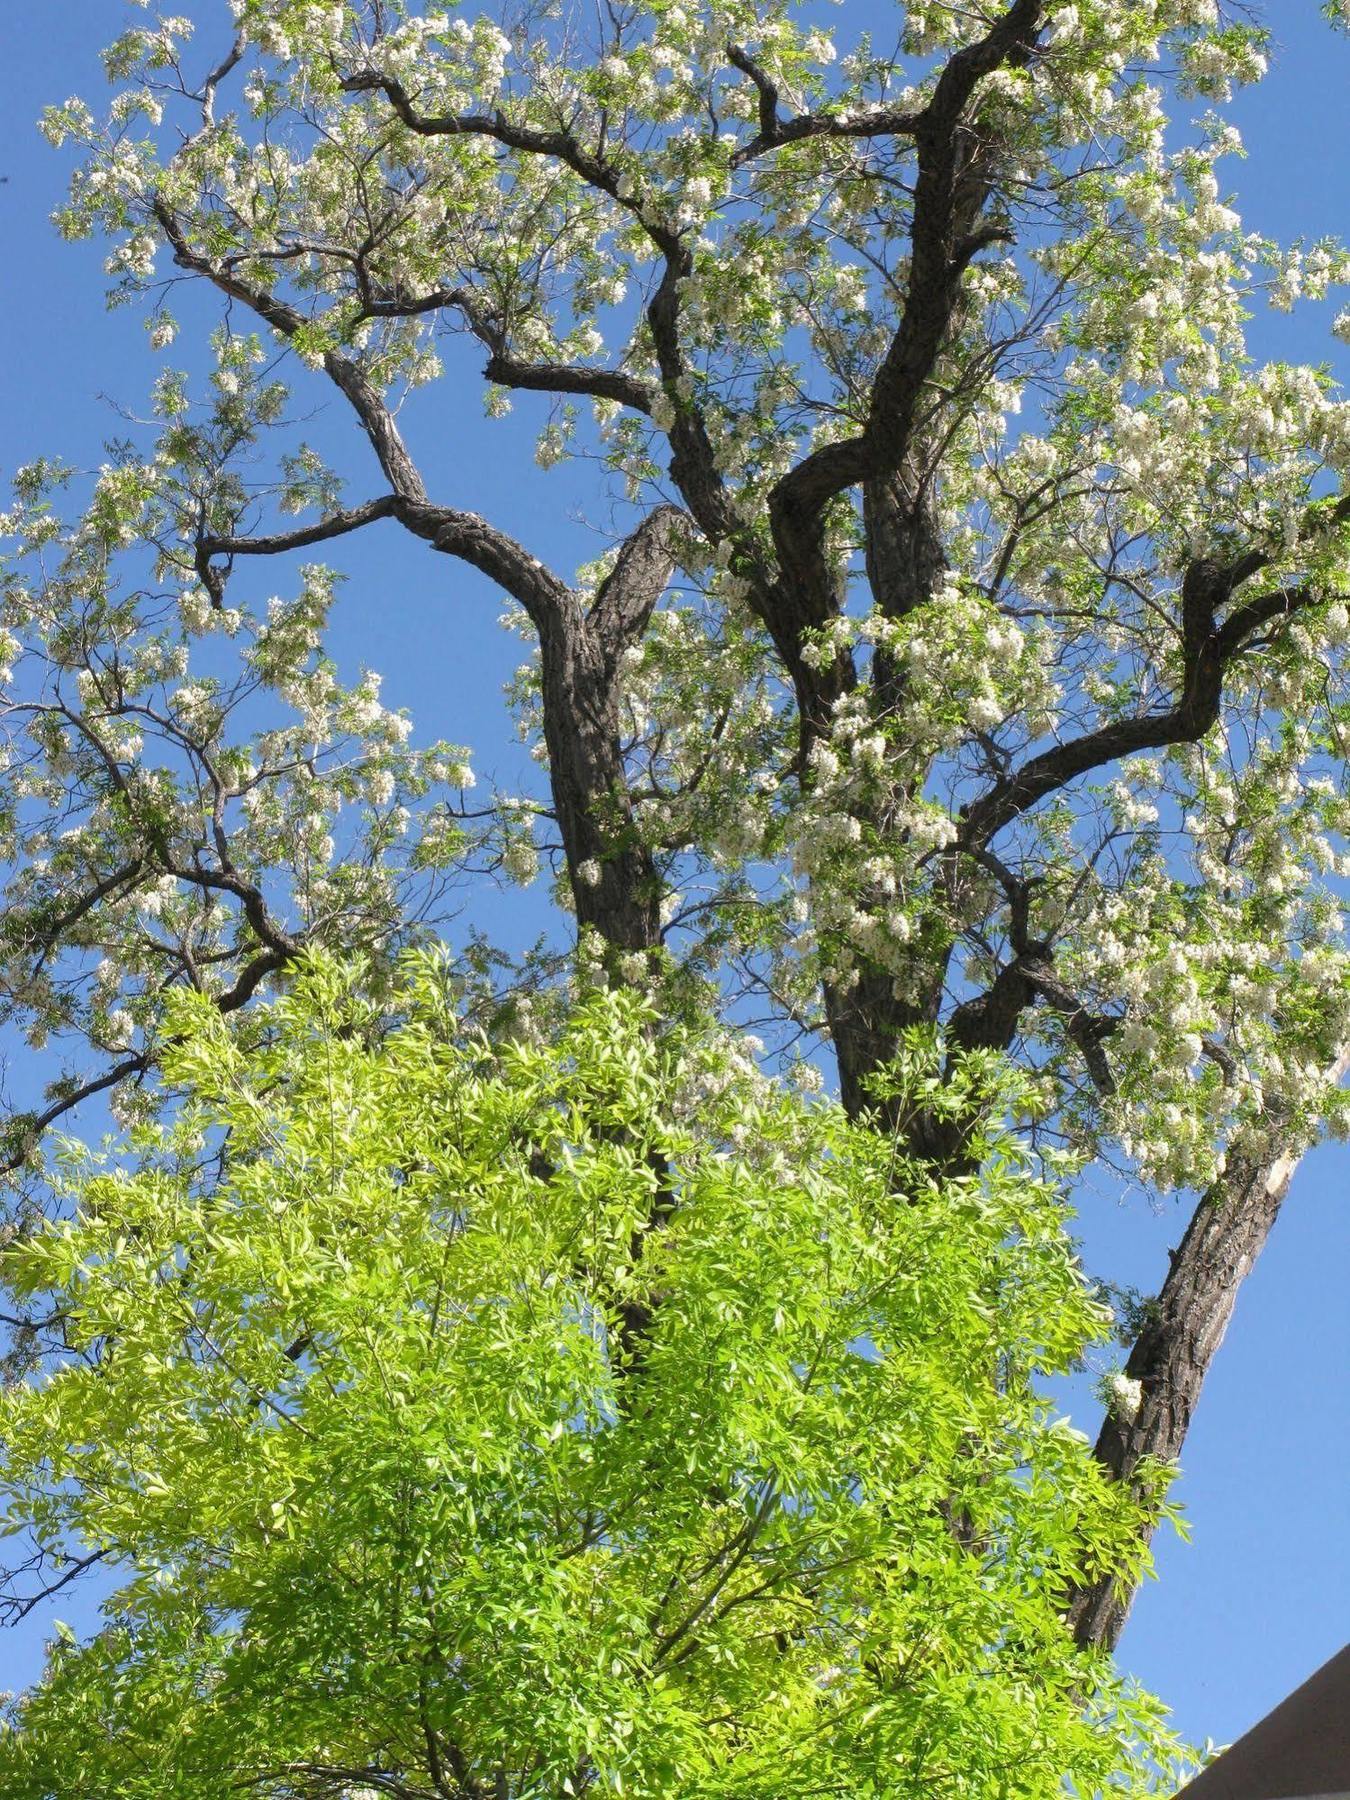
top-left (482, 350), bottom-right (655, 415)
top-left (0, 1548), bottom-right (111, 1629)
top-left (200, 496), bottom-right (401, 562)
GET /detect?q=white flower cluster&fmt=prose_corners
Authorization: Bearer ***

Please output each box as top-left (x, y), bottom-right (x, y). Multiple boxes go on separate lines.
top-left (1099, 1371), bottom-right (1144, 1424)
top-left (801, 577), bottom-right (1047, 750)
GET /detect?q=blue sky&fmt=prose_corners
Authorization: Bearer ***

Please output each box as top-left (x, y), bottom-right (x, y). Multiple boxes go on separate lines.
top-left (0, 0), bottom-right (1346, 1762)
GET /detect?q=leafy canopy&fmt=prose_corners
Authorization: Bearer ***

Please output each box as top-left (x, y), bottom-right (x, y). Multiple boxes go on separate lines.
top-left (2, 0), bottom-right (1350, 1766)
top-left (0, 958), bottom-right (1186, 1796)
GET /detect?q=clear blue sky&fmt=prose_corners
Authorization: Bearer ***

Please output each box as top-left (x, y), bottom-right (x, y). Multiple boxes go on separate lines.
top-left (0, 0), bottom-right (1345, 1763)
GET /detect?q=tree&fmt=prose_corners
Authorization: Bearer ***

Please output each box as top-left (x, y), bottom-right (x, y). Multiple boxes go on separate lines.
top-left (0, 956), bottom-right (1192, 1796)
top-left (1, 0), bottom-right (1348, 1675)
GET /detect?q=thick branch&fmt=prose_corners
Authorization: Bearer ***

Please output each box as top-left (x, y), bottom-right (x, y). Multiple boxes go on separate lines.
top-left (947, 943), bottom-right (1118, 1092)
top-left (1067, 1048), bottom-right (1350, 1650)
top-left (1220, 491), bottom-right (1350, 598)
top-left (216, 945), bottom-right (295, 1013)
top-left (149, 189), bottom-right (650, 954)
top-left (482, 351), bottom-right (655, 415)
top-left (642, 242), bottom-right (740, 553)
top-left (199, 490), bottom-right (574, 642)
top-left (588, 505), bottom-right (688, 653)
top-left (1021, 957), bottom-right (1118, 1095)
top-left (344, 273), bottom-right (658, 415)
top-left (725, 42), bottom-right (782, 143)
top-left (865, 0), bottom-right (1043, 466)
top-left (766, 1), bottom-right (1045, 672)
top-left (402, 501), bottom-right (573, 634)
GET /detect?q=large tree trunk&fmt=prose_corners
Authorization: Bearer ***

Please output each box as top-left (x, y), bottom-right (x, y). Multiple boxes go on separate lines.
top-left (538, 618), bottom-right (660, 955)
top-left (1067, 1052), bottom-right (1349, 1651)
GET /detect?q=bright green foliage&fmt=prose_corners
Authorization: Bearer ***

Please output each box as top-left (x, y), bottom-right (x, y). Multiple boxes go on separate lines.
top-left (0, 958), bottom-right (1187, 1796)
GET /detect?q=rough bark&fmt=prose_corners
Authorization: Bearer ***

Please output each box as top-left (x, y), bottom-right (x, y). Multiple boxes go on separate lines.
top-left (1066, 1049), bottom-right (1350, 1652)
top-left (538, 610), bottom-right (661, 954)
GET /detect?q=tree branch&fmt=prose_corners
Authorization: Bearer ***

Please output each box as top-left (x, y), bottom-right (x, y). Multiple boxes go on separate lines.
top-left (960, 552), bottom-right (1328, 849)
top-left (334, 68), bottom-right (740, 557)
top-left (196, 488), bottom-right (574, 643)
top-left (1, 1055), bottom-right (150, 1177)
top-left (199, 496), bottom-right (401, 562)
top-left (725, 42), bottom-right (781, 141)
top-left (1067, 1047), bottom-right (1350, 1650)
top-left (1019, 957), bottom-right (1118, 1096)
top-left (482, 350), bottom-right (655, 415)
top-left (767, 0), bottom-right (1046, 664)
top-left (398, 500), bottom-right (575, 634)
top-left (153, 199), bottom-right (428, 501)
top-left (588, 505), bottom-right (688, 653)
top-left (0, 1547), bottom-right (111, 1628)
top-left (725, 43), bottom-right (923, 165)
top-left (336, 71), bottom-right (636, 222)
top-left (14, 859), bottom-right (145, 978)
